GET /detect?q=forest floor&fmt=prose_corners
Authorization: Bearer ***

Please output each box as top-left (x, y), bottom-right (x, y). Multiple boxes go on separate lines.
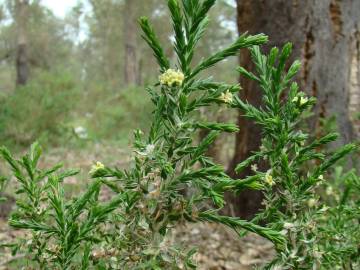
top-left (171, 223), bottom-right (275, 269)
top-left (0, 143), bottom-right (274, 269)
top-left (0, 219), bottom-right (274, 269)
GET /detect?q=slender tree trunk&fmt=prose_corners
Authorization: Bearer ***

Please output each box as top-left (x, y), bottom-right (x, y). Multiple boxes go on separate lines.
top-left (226, 0), bottom-right (360, 219)
top-left (123, 0), bottom-right (139, 86)
top-left (15, 0), bottom-right (29, 86)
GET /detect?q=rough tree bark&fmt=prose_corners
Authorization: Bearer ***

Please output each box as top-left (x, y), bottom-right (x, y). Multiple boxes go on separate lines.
top-left (123, 0), bottom-right (139, 86)
top-left (226, 0), bottom-right (360, 219)
top-left (15, 0), bottom-right (29, 86)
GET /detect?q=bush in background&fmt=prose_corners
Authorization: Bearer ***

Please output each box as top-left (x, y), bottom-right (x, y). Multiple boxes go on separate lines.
top-left (80, 84), bottom-right (153, 145)
top-left (0, 70), bottom-right (79, 148)
top-left (0, 70), bottom-right (154, 150)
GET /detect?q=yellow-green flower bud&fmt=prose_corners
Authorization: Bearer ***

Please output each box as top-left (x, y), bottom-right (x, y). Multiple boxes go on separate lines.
top-left (219, 90), bottom-right (233, 104)
top-left (159, 69), bottom-right (184, 87)
top-left (89, 161), bottom-right (105, 176)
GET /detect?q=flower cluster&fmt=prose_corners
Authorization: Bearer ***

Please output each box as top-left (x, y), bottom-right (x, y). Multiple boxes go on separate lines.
top-left (264, 169), bottom-right (275, 186)
top-left (159, 69), bottom-right (185, 87)
top-left (292, 93), bottom-right (308, 105)
top-left (219, 90), bottom-right (233, 104)
top-left (89, 161), bottom-right (105, 175)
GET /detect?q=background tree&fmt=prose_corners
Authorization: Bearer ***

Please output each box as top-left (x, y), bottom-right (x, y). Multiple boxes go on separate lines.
top-left (85, 0), bottom-right (124, 88)
top-left (123, 0), bottom-right (139, 86)
top-left (0, 0), bottom-right (74, 90)
top-left (15, 0), bottom-right (29, 86)
top-left (226, 0), bottom-right (360, 219)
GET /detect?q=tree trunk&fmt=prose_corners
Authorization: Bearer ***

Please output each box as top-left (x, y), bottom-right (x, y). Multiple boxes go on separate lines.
top-left (15, 0), bottom-right (29, 86)
top-left (226, 0), bottom-right (360, 219)
top-left (123, 0), bottom-right (139, 86)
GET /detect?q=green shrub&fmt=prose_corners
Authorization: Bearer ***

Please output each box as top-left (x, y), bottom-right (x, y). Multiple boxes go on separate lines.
top-left (234, 44), bottom-right (359, 269)
top-left (316, 166), bottom-right (360, 269)
top-left (82, 85), bottom-right (153, 144)
top-left (0, 144), bottom-right (123, 269)
top-left (0, 70), bottom-right (79, 148)
top-left (0, 0), bottom-right (358, 269)
top-left (0, 1), bottom-right (283, 268)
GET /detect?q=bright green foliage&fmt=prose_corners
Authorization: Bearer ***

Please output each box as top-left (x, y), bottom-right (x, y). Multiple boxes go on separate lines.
top-left (234, 44), bottom-right (359, 269)
top-left (0, 143), bottom-right (125, 269)
top-left (88, 0), bottom-right (283, 268)
top-left (314, 167), bottom-right (360, 269)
